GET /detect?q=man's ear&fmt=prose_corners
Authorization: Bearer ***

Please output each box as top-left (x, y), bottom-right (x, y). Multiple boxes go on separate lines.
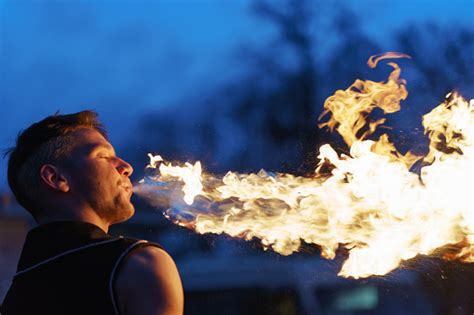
top-left (39, 164), bottom-right (70, 193)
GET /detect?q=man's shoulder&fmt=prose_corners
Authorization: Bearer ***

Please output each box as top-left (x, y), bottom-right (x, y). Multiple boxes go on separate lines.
top-left (123, 245), bottom-right (175, 275)
top-left (115, 245), bottom-right (184, 314)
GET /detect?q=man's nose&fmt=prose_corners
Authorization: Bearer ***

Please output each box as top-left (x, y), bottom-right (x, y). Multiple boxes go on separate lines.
top-left (116, 157), bottom-right (134, 177)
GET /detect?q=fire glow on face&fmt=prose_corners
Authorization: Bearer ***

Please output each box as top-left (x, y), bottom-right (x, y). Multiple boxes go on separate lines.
top-left (135, 53), bottom-right (473, 279)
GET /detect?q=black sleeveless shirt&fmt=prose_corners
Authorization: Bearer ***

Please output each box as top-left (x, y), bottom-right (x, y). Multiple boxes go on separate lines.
top-left (1, 221), bottom-right (162, 315)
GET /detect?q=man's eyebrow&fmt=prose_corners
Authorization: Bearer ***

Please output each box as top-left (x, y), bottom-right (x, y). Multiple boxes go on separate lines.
top-left (86, 143), bottom-right (115, 154)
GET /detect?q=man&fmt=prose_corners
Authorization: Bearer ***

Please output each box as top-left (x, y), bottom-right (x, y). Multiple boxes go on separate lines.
top-left (1, 111), bottom-right (184, 315)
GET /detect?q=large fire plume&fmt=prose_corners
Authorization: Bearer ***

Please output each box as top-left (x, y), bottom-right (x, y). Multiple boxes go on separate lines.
top-left (135, 53), bottom-right (473, 279)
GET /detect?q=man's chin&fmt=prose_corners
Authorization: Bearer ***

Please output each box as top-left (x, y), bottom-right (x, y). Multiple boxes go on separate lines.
top-left (112, 205), bottom-right (135, 224)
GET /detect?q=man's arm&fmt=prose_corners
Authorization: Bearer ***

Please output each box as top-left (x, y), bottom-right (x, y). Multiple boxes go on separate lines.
top-left (115, 246), bottom-right (184, 315)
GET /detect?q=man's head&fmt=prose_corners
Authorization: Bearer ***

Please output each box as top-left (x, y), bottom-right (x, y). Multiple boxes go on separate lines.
top-left (6, 111), bottom-right (134, 225)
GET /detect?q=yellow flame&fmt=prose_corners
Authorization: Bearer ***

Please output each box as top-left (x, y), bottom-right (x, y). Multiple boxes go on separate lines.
top-left (318, 56), bottom-right (408, 149)
top-left (136, 53), bottom-right (473, 278)
top-left (367, 52), bottom-right (411, 69)
top-left (145, 153), bottom-right (203, 205)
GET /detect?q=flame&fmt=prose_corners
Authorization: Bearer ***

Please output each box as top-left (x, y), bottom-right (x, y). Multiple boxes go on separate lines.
top-left (145, 153), bottom-right (203, 205)
top-left (136, 53), bottom-right (473, 278)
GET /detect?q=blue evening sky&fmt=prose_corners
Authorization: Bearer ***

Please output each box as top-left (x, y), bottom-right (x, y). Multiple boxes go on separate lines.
top-left (0, 0), bottom-right (472, 190)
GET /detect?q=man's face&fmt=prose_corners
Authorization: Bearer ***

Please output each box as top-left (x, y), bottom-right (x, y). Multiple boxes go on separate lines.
top-left (62, 128), bottom-right (135, 224)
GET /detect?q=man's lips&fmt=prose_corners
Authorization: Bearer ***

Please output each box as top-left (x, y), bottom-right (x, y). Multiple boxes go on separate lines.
top-left (120, 183), bottom-right (133, 196)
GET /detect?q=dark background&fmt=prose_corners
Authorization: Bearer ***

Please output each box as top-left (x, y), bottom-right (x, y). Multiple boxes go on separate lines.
top-left (1, 0), bottom-right (473, 314)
